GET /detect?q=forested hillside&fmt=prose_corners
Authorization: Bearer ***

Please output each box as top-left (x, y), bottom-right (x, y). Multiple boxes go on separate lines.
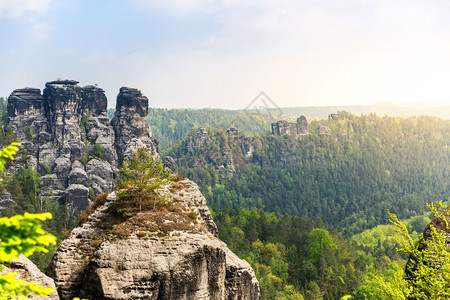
top-left (169, 112), bottom-right (450, 234)
top-left (145, 103), bottom-right (450, 150)
top-left (146, 108), bottom-right (274, 151)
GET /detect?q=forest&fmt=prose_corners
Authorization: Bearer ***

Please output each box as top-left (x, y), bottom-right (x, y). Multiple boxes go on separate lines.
top-left (145, 104), bottom-right (449, 151)
top-left (169, 112), bottom-right (449, 234)
top-left (1, 98), bottom-right (449, 299)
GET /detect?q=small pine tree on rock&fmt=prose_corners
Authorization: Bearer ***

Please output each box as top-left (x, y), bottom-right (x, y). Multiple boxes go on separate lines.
top-left (115, 147), bottom-right (172, 216)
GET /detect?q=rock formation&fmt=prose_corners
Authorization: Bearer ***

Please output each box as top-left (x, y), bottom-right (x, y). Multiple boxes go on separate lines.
top-left (5, 81), bottom-right (157, 210)
top-left (319, 125), bottom-right (333, 135)
top-left (328, 113), bottom-right (343, 121)
top-left (6, 80), bottom-right (259, 299)
top-left (47, 180), bottom-right (259, 300)
top-left (111, 87), bottom-right (158, 164)
top-left (296, 116), bottom-right (308, 134)
top-left (164, 156), bottom-right (176, 172)
top-left (271, 116), bottom-right (308, 136)
top-left (226, 126), bottom-right (239, 135)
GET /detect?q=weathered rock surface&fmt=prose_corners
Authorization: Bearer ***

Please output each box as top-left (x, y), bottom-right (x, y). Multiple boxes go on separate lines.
top-left (271, 116), bottom-right (308, 136)
top-left (111, 87), bottom-right (158, 164)
top-left (47, 179), bottom-right (259, 300)
top-left (5, 81), bottom-right (158, 210)
top-left (1, 255), bottom-right (59, 300)
top-left (0, 192), bottom-right (15, 213)
top-left (164, 156), bottom-right (176, 172)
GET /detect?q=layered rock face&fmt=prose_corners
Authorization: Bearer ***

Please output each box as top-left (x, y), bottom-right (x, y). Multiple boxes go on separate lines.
top-left (6, 81), bottom-right (156, 210)
top-left (111, 87), bottom-right (158, 164)
top-left (47, 180), bottom-right (259, 300)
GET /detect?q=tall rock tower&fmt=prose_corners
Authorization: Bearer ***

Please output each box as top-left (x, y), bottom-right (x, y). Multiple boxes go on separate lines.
top-left (6, 81), bottom-right (156, 210)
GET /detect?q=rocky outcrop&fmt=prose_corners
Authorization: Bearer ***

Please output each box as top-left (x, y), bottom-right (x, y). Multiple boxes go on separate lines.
top-left (296, 116), bottom-right (308, 134)
top-left (1, 255), bottom-right (59, 300)
top-left (271, 120), bottom-right (292, 135)
top-left (226, 126), bottom-right (239, 135)
top-left (7, 80), bottom-right (259, 300)
top-left (328, 113), bottom-right (344, 120)
top-left (47, 180), bottom-right (259, 300)
top-left (271, 116), bottom-right (308, 136)
top-left (5, 81), bottom-right (158, 210)
top-left (111, 87), bottom-right (158, 164)
top-left (164, 156), bottom-right (176, 172)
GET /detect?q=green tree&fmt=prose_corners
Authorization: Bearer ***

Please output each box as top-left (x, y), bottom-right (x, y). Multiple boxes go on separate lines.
top-left (0, 142), bottom-right (57, 299)
top-left (370, 201), bottom-right (450, 299)
top-left (115, 147), bottom-right (172, 215)
top-left (0, 213), bottom-right (56, 299)
top-left (308, 228), bottom-right (338, 266)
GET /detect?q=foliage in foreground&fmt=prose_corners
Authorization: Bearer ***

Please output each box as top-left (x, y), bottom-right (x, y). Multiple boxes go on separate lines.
top-left (0, 213), bottom-right (56, 299)
top-left (0, 142), bottom-right (57, 299)
top-left (357, 201), bottom-right (450, 299)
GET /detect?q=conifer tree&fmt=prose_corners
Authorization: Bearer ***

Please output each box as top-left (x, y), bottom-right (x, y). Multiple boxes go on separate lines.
top-left (115, 147), bottom-right (172, 215)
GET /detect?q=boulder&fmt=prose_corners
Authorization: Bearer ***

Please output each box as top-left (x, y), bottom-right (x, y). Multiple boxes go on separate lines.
top-left (47, 180), bottom-right (259, 300)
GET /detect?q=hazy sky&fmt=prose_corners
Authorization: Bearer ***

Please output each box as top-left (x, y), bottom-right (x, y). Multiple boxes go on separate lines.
top-left (1, 0), bottom-right (450, 109)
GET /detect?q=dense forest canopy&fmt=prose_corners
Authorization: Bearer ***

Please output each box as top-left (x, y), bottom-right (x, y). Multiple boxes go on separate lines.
top-left (169, 112), bottom-right (449, 234)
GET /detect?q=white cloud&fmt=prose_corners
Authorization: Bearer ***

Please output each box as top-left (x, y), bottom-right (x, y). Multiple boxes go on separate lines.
top-left (0, 0), bottom-right (53, 18)
top-left (133, 0), bottom-right (216, 15)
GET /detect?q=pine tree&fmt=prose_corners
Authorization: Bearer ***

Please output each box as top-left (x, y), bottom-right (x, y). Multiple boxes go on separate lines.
top-left (115, 147), bottom-right (172, 215)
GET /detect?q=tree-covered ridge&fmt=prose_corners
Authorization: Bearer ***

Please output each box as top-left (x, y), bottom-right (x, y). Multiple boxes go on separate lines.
top-left (169, 113), bottom-right (450, 234)
top-left (143, 103), bottom-right (450, 151)
top-left (147, 108), bottom-right (275, 151)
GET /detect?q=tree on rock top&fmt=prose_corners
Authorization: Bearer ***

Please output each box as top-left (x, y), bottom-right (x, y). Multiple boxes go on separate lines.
top-left (115, 147), bottom-right (172, 216)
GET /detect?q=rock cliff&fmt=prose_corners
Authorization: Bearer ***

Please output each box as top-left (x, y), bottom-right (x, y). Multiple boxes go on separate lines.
top-left (6, 81), bottom-right (157, 210)
top-left (6, 80), bottom-right (259, 300)
top-left (46, 180), bottom-right (259, 300)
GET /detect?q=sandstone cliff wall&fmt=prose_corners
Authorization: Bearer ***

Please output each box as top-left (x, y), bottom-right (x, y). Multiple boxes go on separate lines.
top-left (6, 80), bottom-right (157, 210)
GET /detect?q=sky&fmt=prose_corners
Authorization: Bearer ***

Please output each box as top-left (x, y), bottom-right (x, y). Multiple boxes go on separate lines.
top-left (1, 0), bottom-right (450, 109)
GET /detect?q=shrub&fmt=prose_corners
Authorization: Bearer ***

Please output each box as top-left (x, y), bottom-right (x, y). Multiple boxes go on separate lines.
top-left (79, 193), bottom-right (109, 224)
top-left (93, 144), bottom-right (104, 159)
